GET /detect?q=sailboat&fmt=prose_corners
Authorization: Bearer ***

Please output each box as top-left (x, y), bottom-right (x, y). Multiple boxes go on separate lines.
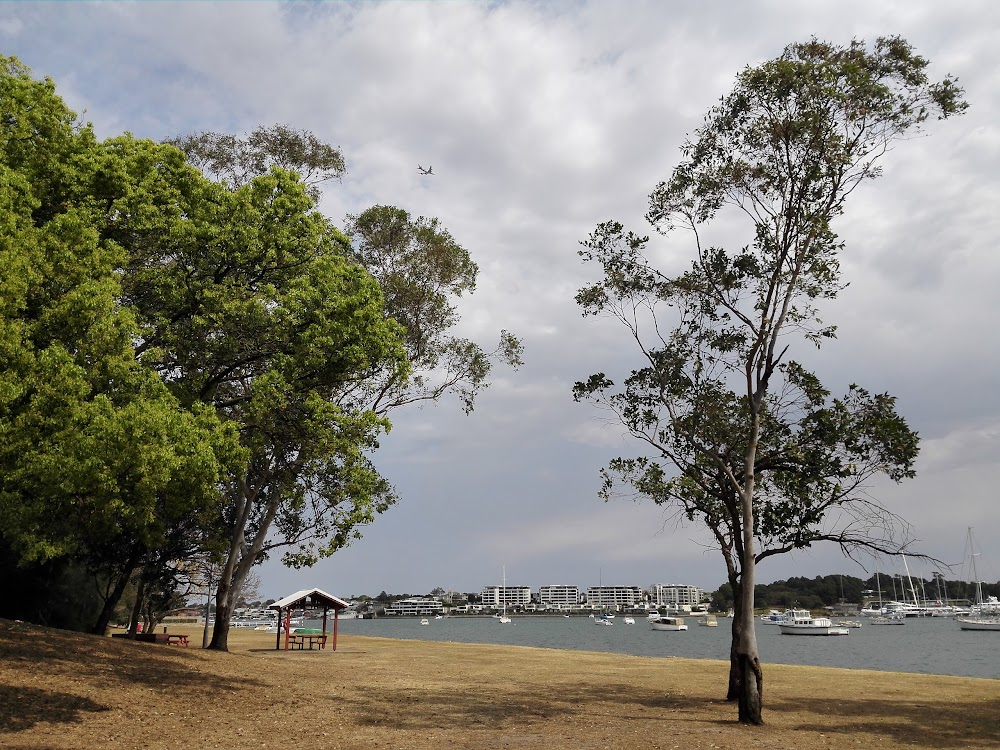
top-left (868, 557), bottom-right (904, 626)
top-left (498, 565), bottom-right (512, 624)
top-left (957, 528), bottom-right (1000, 631)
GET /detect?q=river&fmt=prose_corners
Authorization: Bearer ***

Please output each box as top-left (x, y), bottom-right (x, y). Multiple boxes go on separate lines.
top-left (312, 614), bottom-right (999, 679)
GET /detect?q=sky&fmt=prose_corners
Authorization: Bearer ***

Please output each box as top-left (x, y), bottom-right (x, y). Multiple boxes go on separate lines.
top-left (4, 0), bottom-right (999, 601)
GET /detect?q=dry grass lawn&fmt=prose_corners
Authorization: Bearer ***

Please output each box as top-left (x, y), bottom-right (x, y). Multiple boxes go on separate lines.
top-left (1, 618), bottom-right (998, 749)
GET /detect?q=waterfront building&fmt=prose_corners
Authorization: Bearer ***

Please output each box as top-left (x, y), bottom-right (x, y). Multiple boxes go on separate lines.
top-left (650, 583), bottom-right (704, 610)
top-left (482, 584), bottom-right (532, 609)
top-left (586, 586), bottom-right (645, 610)
top-left (382, 598), bottom-right (445, 616)
top-left (538, 585), bottom-right (581, 608)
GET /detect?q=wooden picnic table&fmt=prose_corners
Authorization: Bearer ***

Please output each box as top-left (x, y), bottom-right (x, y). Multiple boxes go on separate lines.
top-left (287, 633), bottom-right (327, 650)
top-left (163, 633), bottom-right (189, 647)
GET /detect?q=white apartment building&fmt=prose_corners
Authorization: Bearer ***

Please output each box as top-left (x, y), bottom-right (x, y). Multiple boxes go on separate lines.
top-left (538, 585), bottom-right (581, 608)
top-left (585, 585), bottom-right (645, 610)
top-left (650, 583), bottom-right (704, 609)
top-left (383, 598), bottom-right (445, 616)
top-left (481, 585), bottom-right (532, 609)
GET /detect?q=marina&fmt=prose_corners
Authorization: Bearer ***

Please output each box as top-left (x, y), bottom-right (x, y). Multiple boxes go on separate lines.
top-left (315, 613), bottom-right (1000, 679)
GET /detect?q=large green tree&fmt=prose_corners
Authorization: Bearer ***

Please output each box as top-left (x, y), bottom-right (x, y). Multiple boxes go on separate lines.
top-left (165, 129), bottom-right (522, 650)
top-left (0, 57), bottom-right (239, 634)
top-left (575, 37), bottom-right (965, 723)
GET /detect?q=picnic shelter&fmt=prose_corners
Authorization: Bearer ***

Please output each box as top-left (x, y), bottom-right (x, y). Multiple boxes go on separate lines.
top-left (269, 588), bottom-right (349, 651)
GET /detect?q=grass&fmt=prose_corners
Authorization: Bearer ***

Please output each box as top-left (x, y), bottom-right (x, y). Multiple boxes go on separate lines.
top-left (1, 618), bottom-right (998, 749)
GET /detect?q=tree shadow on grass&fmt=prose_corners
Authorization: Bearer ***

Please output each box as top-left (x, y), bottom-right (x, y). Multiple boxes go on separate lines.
top-left (0, 625), bottom-right (267, 697)
top-left (333, 680), bottom-right (727, 732)
top-left (0, 684), bottom-right (109, 733)
top-left (332, 676), bottom-right (999, 746)
top-left (769, 694), bottom-right (1000, 747)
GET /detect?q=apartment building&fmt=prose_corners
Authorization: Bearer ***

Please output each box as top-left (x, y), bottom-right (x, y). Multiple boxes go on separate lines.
top-left (481, 585), bottom-right (532, 609)
top-left (650, 583), bottom-right (704, 609)
top-left (585, 585), bottom-right (645, 610)
top-left (538, 585), bottom-right (581, 608)
top-left (382, 598), bottom-right (445, 616)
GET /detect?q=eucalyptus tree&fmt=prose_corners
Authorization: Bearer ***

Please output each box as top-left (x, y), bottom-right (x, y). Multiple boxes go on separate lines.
top-left (151, 129), bottom-right (521, 650)
top-left (575, 37), bottom-right (965, 723)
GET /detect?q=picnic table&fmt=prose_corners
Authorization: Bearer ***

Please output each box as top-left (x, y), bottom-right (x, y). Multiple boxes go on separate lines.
top-left (163, 633), bottom-right (189, 647)
top-left (287, 633), bottom-right (327, 650)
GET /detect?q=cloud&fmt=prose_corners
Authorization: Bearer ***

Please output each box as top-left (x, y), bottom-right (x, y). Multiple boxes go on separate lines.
top-left (6, 0), bottom-right (1000, 599)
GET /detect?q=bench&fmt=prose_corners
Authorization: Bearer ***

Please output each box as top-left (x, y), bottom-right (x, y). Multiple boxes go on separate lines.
top-left (288, 633), bottom-right (327, 650)
top-left (111, 632), bottom-right (189, 646)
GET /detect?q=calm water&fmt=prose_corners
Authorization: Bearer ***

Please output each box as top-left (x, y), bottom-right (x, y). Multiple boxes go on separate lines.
top-left (317, 615), bottom-right (1000, 679)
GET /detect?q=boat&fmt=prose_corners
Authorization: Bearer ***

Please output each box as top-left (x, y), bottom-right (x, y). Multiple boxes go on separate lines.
top-left (623, 617), bottom-right (635, 625)
top-left (650, 615), bottom-right (687, 631)
top-left (419, 618), bottom-right (429, 626)
top-left (498, 565), bottom-right (512, 624)
top-left (870, 614), bottom-right (905, 626)
top-left (778, 609), bottom-right (849, 636)
top-left (956, 528), bottom-right (1000, 631)
top-left (595, 614), bottom-right (613, 626)
top-left (759, 609), bottom-right (785, 624)
top-left (698, 615), bottom-right (718, 627)
top-left (836, 620), bottom-right (863, 628)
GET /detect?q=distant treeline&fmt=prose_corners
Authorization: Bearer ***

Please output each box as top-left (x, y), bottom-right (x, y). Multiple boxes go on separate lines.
top-left (710, 574), bottom-right (1000, 611)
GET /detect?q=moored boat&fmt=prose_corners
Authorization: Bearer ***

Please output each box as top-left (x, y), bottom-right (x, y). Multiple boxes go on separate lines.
top-left (650, 615), bottom-right (687, 631)
top-left (778, 609), bottom-right (849, 636)
top-left (956, 616), bottom-right (1000, 631)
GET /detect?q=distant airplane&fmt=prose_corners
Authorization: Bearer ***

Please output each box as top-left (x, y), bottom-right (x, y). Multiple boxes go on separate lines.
top-left (417, 164), bottom-right (433, 175)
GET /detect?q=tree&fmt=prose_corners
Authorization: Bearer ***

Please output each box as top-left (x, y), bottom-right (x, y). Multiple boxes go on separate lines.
top-left (167, 124), bottom-right (346, 200)
top-left (163, 130), bottom-right (521, 651)
top-left (0, 57), bottom-right (238, 635)
top-left (575, 37), bottom-right (965, 724)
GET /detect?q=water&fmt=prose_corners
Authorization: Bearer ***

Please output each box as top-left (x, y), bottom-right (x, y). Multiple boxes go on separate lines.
top-left (316, 615), bottom-right (1000, 679)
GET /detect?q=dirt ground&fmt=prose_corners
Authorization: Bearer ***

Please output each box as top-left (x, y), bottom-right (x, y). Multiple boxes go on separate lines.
top-left (1, 618), bottom-right (998, 750)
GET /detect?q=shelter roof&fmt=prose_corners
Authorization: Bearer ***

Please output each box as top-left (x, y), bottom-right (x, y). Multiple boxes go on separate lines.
top-left (269, 588), bottom-right (348, 611)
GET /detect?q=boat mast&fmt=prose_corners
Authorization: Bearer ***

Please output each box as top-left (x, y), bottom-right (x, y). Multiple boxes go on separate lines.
top-left (901, 554), bottom-right (920, 607)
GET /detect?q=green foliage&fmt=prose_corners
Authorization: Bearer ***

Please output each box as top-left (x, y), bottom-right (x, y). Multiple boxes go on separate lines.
top-left (166, 124), bottom-right (347, 200)
top-left (346, 205), bottom-right (523, 414)
top-left (0, 57), bottom-right (235, 574)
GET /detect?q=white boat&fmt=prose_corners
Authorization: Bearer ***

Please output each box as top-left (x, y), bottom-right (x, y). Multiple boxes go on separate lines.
top-left (956, 528), bottom-right (1000, 631)
top-left (837, 620), bottom-right (863, 628)
top-left (760, 609), bottom-right (785, 624)
top-left (594, 614), bottom-right (613, 626)
top-left (623, 617), bottom-right (635, 625)
top-left (957, 616), bottom-right (1000, 631)
top-left (698, 615), bottom-right (718, 627)
top-left (419, 618), bottom-right (429, 626)
top-left (778, 609), bottom-right (849, 636)
top-left (650, 615), bottom-right (687, 631)
top-left (498, 565), bottom-right (512, 624)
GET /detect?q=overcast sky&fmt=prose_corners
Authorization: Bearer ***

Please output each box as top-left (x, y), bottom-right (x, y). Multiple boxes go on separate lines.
top-left (5, 1), bottom-right (999, 600)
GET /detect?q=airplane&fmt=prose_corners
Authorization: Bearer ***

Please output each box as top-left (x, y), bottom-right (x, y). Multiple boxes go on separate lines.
top-left (417, 165), bottom-right (433, 175)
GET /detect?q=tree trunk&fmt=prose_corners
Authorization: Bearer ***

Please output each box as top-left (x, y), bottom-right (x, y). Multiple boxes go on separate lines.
top-left (208, 479), bottom-right (280, 651)
top-left (735, 514), bottom-right (763, 724)
top-left (90, 555), bottom-right (140, 636)
top-left (128, 575), bottom-right (145, 636)
top-left (208, 577), bottom-right (235, 651)
top-left (727, 585), bottom-right (741, 701)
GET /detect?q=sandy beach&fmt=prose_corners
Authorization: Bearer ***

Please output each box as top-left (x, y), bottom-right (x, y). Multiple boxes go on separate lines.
top-left (1, 619), bottom-right (998, 749)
